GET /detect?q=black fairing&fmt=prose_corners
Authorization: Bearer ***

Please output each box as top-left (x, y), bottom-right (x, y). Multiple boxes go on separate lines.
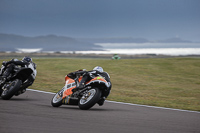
top-left (87, 82), bottom-right (109, 98)
top-left (12, 68), bottom-right (33, 82)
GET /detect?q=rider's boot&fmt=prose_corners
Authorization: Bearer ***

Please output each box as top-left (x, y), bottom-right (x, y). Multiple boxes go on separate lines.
top-left (15, 88), bottom-right (26, 96)
top-left (97, 97), bottom-right (106, 106)
top-left (72, 75), bottom-right (88, 92)
top-left (21, 88), bottom-right (26, 94)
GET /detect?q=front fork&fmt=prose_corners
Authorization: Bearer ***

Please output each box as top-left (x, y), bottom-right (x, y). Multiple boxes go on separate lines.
top-left (1, 82), bottom-right (11, 91)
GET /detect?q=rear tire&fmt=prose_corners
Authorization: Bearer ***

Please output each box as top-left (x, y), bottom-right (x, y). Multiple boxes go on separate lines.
top-left (78, 88), bottom-right (101, 110)
top-left (51, 92), bottom-right (63, 107)
top-left (1, 79), bottom-right (22, 100)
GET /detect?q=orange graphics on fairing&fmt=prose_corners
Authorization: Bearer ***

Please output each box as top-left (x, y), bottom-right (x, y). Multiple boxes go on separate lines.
top-left (51, 72), bottom-right (111, 110)
top-left (62, 75), bottom-right (108, 99)
top-left (62, 76), bottom-right (80, 98)
top-left (87, 76), bottom-right (107, 84)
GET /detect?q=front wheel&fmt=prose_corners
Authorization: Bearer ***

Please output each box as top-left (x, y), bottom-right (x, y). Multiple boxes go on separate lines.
top-left (1, 79), bottom-right (22, 100)
top-left (78, 88), bottom-right (101, 110)
top-left (0, 89), bottom-right (3, 96)
top-left (51, 92), bottom-right (63, 107)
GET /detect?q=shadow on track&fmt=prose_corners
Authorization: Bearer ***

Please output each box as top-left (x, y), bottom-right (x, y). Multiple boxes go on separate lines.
top-left (50, 104), bottom-right (115, 111)
top-left (0, 97), bottom-right (35, 101)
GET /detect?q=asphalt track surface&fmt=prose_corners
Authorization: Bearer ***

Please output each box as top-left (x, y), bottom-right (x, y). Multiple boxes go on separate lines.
top-left (0, 89), bottom-right (200, 133)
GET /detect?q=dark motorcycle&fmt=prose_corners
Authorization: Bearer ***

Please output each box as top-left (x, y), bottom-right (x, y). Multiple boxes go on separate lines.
top-left (0, 64), bottom-right (34, 100)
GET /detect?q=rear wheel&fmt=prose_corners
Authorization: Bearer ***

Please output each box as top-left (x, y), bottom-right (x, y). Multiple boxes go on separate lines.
top-left (51, 92), bottom-right (63, 107)
top-left (1, 79), bottom-right (22, 100)
top-left (78, 88), bottom-right (101, 110)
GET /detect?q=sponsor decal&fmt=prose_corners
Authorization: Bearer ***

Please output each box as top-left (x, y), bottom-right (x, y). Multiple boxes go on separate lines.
top-left (97, 77), bottom-right (103, 80)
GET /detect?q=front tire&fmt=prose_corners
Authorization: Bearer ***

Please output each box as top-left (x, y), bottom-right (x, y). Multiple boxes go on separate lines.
top-left (78, 88), bottom-right (101, 110)
top-left (0, 89), bottom-right (3, 96)
top-left (1, 79), bottom-right (22, 100)
top-left (51, 92), bottom-right (63, 107)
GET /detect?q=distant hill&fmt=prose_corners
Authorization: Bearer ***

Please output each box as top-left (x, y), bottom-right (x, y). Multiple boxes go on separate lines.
top-left (0, 33), bottom-right (196, 52)
top-left (156, 38), bottom-right (193, 43)
top-left (0, 33), bottom-right (102, 51)
top-left (77, 37), bottom-right (193, 43)
top-left (77, 37), bottom-right (149, 43)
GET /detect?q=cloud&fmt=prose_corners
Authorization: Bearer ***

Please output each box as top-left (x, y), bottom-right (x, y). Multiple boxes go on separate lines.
top-left (0, 0), bottom-right (200, 41)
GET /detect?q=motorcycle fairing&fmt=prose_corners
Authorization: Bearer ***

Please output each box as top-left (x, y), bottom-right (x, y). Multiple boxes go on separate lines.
top-left (62, 77), bottom-right (76, 99)
top-left (62, 76), bottom-right (110, 99)
top-left (86, 76), bottom-right (110, 88)
top-left (12, 68), bottom-right (33, 82)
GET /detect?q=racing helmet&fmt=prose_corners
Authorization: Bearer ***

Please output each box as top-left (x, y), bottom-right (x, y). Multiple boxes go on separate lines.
top-left (22, 56), bottom-right (32, 62)
top-left (93, 66), bottom-right (103, 72)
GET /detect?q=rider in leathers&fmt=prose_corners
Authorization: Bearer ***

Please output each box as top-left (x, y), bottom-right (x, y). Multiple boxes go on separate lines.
top-left (0, 57), bottom-right (37, 95)
top-left (67, 66), bottom-right (111, 106)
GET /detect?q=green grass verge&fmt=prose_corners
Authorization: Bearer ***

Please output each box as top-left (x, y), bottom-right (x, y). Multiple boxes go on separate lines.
top-left (1, 57), bottom-right (200, 111)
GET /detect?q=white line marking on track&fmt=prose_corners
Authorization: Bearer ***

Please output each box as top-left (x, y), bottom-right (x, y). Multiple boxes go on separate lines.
top-left (106, 100), bottom-right (200, 114)
top-left (27, 89), bottom-right (200, 114)
top-left (27, 89), bottom-right (55, 95)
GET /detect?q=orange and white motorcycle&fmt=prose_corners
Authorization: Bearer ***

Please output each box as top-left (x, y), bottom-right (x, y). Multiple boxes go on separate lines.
top-left (51, 71), bottom-right (111, 110)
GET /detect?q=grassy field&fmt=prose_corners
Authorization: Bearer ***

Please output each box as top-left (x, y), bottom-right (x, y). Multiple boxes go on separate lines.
top-left (1, 57), bottom-right (200, 111)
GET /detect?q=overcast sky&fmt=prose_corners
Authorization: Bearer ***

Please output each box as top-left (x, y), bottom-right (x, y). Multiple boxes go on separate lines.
top-left (0, 0), bottom-right (200, 41)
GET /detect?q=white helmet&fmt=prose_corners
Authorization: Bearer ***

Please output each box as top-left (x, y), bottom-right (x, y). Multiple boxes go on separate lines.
top-left (93, 66), bottom-right (103, 72)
